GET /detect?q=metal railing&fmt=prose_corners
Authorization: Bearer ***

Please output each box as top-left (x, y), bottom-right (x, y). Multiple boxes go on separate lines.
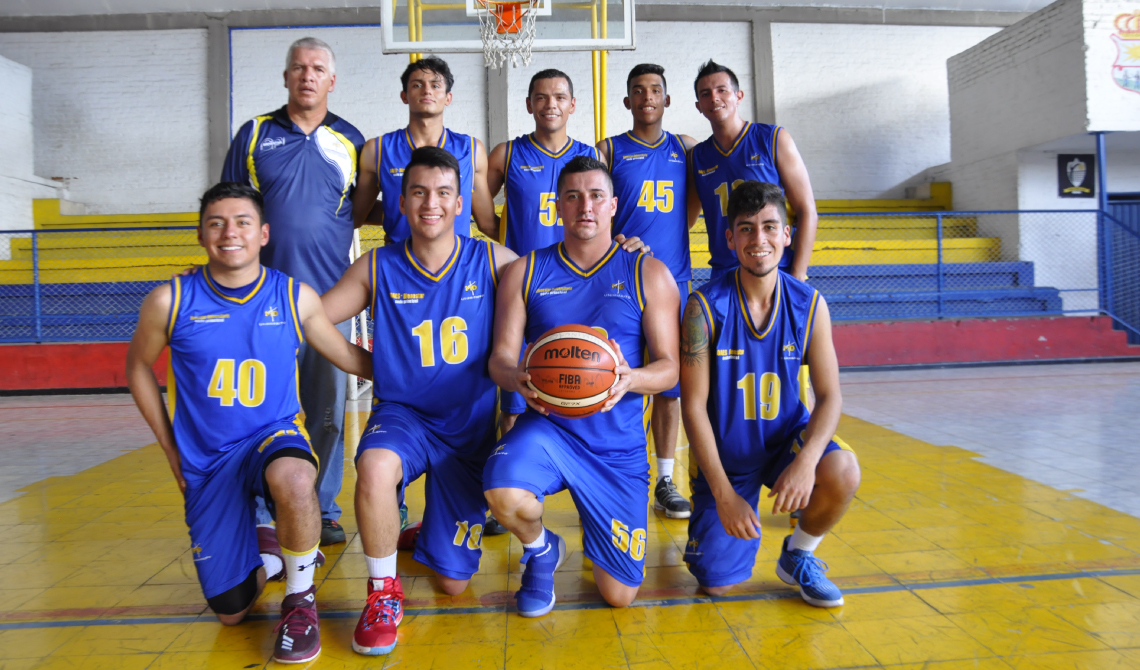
top-left (2, 208), bottom-right (1136, 344)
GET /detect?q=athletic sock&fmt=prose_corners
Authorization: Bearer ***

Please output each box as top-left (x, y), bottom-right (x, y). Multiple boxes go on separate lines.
top-left (365, 551), bottom-right (398, 583)
top-left (657, 458), bottom-right (674, 481)
top-left (282, 543), bottom-right (320, 595)
top-left (261, 552), bottom-right (284, 579)
top-left (788, 527), bottom-right (824, 553)
top-left (522, 527), bottom-right (547, 550)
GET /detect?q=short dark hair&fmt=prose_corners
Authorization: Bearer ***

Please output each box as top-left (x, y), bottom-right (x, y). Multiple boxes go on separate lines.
top-left (401, 146), bottom-right (462, 195)
top-left (693, 59), bottom-right (739, 97)
top-left (400, 56), bottom-right (455, 93)
top-left (726, 181), bottom-right (786, 228)
top-left (556, 155), bottom-right (612, 194)
top-left (199, 182), bottom-right (264, 224)
top-left (627, 63), bottom-right (666, 94)
top-left (529, 69), bottom-right (574, 98)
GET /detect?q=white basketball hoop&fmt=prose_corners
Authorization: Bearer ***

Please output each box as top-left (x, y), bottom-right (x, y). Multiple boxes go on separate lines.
top-left (473, 0), bottom-right (540, 69)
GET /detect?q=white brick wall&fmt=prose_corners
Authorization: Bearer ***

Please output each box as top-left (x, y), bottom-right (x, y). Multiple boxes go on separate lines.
top-left (0, 30), bottom-right (208, 215)
top-left (947, 0), bottom-right (1088, 168)
top-left (0, 52), bottom-right (62, 233)
top-left (772, 23), bottom-right (999, 199)
top-left (230, 27), bottom-right (487, 152)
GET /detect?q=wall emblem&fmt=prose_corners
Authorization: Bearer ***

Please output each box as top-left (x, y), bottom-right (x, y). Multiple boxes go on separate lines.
top-left (1112, 11), bottom-right (1140, 94)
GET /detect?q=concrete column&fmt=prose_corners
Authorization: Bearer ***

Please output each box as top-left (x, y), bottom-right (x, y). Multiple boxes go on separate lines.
top-left (486, 65), bottom-right (510, 151)
top-left (207, 17), bottom-right (230, 181)
top-left (751, 19), bottom-right (775, 125)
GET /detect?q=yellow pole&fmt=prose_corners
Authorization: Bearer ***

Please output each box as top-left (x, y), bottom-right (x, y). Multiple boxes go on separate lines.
top-left (416, 0), bottom-right (424, 61)
top-left (590, 0), bottom-right (601, 143)
top-left (599, 0), bottom-right (608, 141)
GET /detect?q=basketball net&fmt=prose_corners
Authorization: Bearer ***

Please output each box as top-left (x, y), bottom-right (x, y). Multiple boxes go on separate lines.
top-left (474, 0), bottom-right (539, 69)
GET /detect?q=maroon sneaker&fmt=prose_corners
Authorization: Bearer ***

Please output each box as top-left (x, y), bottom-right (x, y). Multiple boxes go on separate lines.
top-left (396, 522), bottom-right (421, 551)
top-left (273, 586), bottom-right (321, 664)
top-left (257, 525), bottom-right (325, 581)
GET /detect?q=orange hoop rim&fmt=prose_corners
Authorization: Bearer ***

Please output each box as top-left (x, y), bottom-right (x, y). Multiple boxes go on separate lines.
top-left (474, 0), bottom-right (530, 34)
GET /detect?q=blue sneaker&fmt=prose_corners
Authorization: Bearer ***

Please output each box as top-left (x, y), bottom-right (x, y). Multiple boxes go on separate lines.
top-left (515, 529), bottom-right (566, 618)
top-left (776, 536), bottom-right (844, 607)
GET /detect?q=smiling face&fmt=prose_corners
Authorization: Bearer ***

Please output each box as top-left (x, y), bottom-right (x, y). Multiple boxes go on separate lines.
top-left (694, 71), bottom-right (744, 125)
top-left (557, 169), bottom-right (616, 243)
top-left (726, 203), bottom-right (790, 278)
top-left (526, 77), bottom-right (576, 134)
top-left (401, 67), bottom-right (452, 117)
top-left (400, 164), bottom-right (461, 242)
top-left (198, 197), bottom-right (269, 271)
top-left (626, 73), bottom-right (669, 127)
top-left (283, 47), bottom-right (336, 112)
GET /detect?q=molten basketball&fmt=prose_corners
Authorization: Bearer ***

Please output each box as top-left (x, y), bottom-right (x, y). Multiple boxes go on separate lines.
top-left (525, 324), bottom-right (618, 418)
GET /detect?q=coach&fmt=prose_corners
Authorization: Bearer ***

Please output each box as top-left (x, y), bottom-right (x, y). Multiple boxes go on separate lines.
top-left (222, 36), bottom-right (365, 546)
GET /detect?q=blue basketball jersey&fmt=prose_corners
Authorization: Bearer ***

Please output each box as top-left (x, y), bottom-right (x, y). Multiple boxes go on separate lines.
top-left (369, 235), bottom-right (499, 452)
top-left (606, 132), bottom-right (691, 283)
top-left (522, 242), bottom-right (648, 468)
top-left (166, 266), bottom-right (306, 479)
top-left (690, 122), bottom-right (785, 272)
top-left (377, 127), bottom-right (476, 243)
top-left (500, 134), bottom-right (598, 255)
top-left (690, 269), bottom-right (820, 476)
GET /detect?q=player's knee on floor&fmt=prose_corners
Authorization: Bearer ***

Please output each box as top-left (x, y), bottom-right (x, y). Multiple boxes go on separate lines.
top-left (702, 584), bottom-right (734, 597)
top-left (207, 567), bottom-right (261, 624)
top-left (436, 574), bottom-right (470, 596)
top-left (594, 565), bottom-right (639, 608)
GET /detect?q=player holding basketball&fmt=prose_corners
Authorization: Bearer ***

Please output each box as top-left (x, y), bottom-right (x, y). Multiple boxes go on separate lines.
top-left (689, 60), bottom-right (818, 282)
top-left (487, 69), bottom-right (599, 434)
top-left (126, 182), bottom-right (373, 663)
top-left (680, 181), bottom-right (860, 606)
top-left (321, 147), bottom-right (516, 655)
top-left (354, 57), bottom-right (497, 241)
top-left (485, 156), bottom-right (680, 613)
top-left (598, 63), bottom-right (700, 520)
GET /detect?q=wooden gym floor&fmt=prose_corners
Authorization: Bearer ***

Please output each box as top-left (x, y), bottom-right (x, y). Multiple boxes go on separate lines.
top-left (1, 362), bottom-right (1139, 669)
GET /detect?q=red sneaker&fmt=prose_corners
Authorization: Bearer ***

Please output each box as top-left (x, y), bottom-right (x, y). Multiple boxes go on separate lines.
top-left (273, 586), bottom-right (321, 664)
top-left (352, 576), bottom-right (404, 655)
top-left (396, 521), bottom-right (421, 551)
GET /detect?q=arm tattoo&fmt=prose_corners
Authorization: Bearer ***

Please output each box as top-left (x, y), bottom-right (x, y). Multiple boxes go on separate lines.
top-left (680, 297), bottom-right (710, 368)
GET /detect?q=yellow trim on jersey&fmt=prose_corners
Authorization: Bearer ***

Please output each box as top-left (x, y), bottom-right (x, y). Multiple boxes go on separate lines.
top-left (325, 125), bottom-right (359, 218)
top-left (834, 434), bottom-right (854, 453)
top-left (499, 140), bottom-right (514, 246)
top-left (528, 134), bottom-right (573, 159)
top-left (735, 269), bottom-right (779, 340)
top-left (771, 125), bottom-right (781, 170)
top-left (203, 266), bottom-right (267, 305)
top-left (634, 252), bottom-right (646, 311)
top-left (523, 251), bottom-right (536, 305)
top-left (405, 235), bottom-right (462, 282)
top-left (288, 277), bottom-right (304, 345)
top-left (293, 361), bottom-right (311, 444)
top-left (471, 135), bottom-right (477, 171)
top-left (713, 121), bottom-right (751, 158)
top-left (803, 290), bottom-right (820, 359)
top-left (557, 241), bottom-right (618, 278)
top-left (692, 289), bottom-right (716, 341)
top-left (486, 241), bottom-right (499, 288)
top-left (167, 276), bottom-right (182, 338)
top-left (605, 137), bottom-right (614, 169)
top-left (624, 131), bottom-right (667, 149)
top-left (370, 248), bottom-right (378, 314)
top-left (245, 115), bottom-right (273, 190)
top-left (166, 357), bottom-right (177, 420)
top-left (404, 126), bottom-right (449, 150)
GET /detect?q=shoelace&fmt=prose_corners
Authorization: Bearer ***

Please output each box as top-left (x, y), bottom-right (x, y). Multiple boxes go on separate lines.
top-left (363, 580), bottom-right (404, 628)
top-left (275, 599), bottom-right (319, 635)
top-left (790, 554), bottom-right (830, 589)
top-left (659, 478), bottom-right (685, 502)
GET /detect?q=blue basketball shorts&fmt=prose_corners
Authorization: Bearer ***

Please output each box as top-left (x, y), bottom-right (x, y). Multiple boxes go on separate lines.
top-left (183, 422), bottom-right (317, 599)
top-left (501, 347), bottom-right (528, 414)
top-left (356, 402), bottom-right (493, 581)
top-left (482, 412), bottom-right (651, 587)
top-left (658, 279), bottom-right (692, 400)
top-left (684, 431), bottom-right (854, 588)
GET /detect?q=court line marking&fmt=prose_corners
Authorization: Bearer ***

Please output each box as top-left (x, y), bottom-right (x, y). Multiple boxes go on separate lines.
top-left (3, 566), bottom-right (1138, 631)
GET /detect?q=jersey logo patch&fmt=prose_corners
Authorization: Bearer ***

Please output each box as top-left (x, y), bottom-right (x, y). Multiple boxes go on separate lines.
top-left (259, 306), bottom-right (284, 327)
top-left (462, 280), bottom-right (484, 301)
top-left (782, 342), bottom-right (798, 359)
top-left (190, 314), bottom-right (229, 324)
top-left (260, 137), bottom-right (286, 152)
top-left (697, 165), bottom-right (718, 177)
top-left (390, 292), bottom-right (424, 304)
top-left (717, 348), bottom-right (744, 360)
top-left (519, 165), bottom-right (544, 172)
top-left (606, 281), bottom-right (630, 299)
top-left (489, 444), bottom-right (508, 458)
top-left (534, 286), bottom-right (572, 296)
top-left (746, 154), bottom-right (767, 168)
top-left (669, 152), bottom-right (685, 164)
top-left (622, 153), bottom-right (648, 162)
top-left (192, 543), bottom-right (212, 562)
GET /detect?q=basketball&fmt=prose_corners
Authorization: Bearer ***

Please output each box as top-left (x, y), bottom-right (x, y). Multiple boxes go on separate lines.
top-left (525, 324), bottom-right (619, 418)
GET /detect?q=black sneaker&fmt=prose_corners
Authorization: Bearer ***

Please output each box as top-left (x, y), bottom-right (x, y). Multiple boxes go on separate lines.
top-left (484, 513), bottom-right (509, 536)
top-left (654, 476), bottom-right (691, 519)
top-left (321, 518), bottom-right (346, 546)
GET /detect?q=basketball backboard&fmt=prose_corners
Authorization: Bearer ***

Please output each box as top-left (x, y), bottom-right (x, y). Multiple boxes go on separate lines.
top-left (378, 0), bottom-right (635, 55)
